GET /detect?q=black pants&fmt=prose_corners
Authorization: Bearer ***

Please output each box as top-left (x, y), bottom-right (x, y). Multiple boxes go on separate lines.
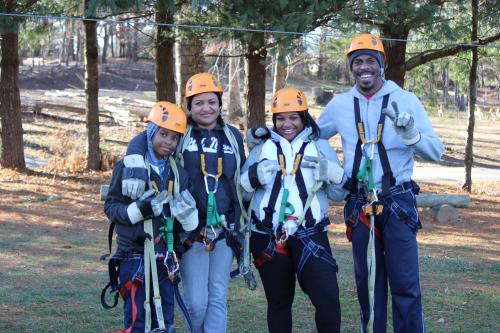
top-left (251, 230), bottom-right (341, 333)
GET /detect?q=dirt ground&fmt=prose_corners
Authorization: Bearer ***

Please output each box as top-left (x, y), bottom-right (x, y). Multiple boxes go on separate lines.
top-left (8, 58), bottom-right (500, 255)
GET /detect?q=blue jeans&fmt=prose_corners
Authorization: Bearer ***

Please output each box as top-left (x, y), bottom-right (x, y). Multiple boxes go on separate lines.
top-left (180, 239), bottom-right (234, 333)
top-left (119, 256), bottom-right (174, 333)
top-left (344, 183), bottom-right (425, 333)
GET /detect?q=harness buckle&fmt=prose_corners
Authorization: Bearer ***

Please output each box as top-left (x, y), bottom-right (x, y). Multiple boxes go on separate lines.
top-left (306, 240), bottom-right (324, 258)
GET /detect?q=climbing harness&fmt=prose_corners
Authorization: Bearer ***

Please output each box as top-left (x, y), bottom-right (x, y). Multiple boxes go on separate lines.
top-left (101, 155), bottom-right (193, 333)
top-left (348, 94), bottom-right (391, 333)
top-left (252, 139), bottom-right (330, 272)
top-left (193, 130), bottom-right (226, 251)
top-left (177, 124), bottom-right (256, 289)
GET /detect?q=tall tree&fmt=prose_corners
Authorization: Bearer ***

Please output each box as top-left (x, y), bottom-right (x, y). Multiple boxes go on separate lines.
top-left (84, 0), bottom-right (101, 170)
top-left (0, 2), bottom-right (24, 169)
top-left (155, 0), bottom-right (176, 102)
top-left (227, 38), bottom-right (243, 122)
top-left (463, 0), bottom-right (479, 192)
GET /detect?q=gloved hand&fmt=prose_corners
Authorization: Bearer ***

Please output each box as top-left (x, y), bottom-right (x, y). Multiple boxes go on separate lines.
top-left (302, 156), bottom-right (344, 184)
top-left (382, 101), bottom-right (421, 145)
top-left (257, 159), bottom-right (280, 185)
top-left (283, 220), bottom-right (298, 236)
top-left (246, 126), bottom-right (271, 150)
top-left (122, 154), bottom-right (147, 200)
top-left (170, 190), bottom-right (199, 231)
top-left (127, 189), bottom-right (168, 224)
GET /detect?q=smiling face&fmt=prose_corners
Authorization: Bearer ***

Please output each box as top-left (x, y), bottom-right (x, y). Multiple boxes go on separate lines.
top-left (152, 128), bottom-right (180, 159)
top-left (190, 92), bottom-right (220, 129)
top-left (274, 112), bottom-right (305, 142)
top-left (351, 54), bottom-right (383, 96)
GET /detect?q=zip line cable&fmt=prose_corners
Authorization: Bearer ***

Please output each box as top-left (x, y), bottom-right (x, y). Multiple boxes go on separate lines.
top-left (0, 12), bottom-right (499, 49)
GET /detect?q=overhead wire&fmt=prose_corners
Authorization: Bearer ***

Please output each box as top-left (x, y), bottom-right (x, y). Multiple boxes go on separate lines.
top-left (0, 12), bottom-right (498, 49)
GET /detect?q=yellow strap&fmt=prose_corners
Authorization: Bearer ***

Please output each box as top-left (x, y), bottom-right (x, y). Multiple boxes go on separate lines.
top-left (200, 154), bottom-right (223, 179)
top-left (167, 180), bottom-right (173, 196)
top-left (278, 152), bottom-right (302, 177)
top-left (358, 122), bottom-right (384, 145)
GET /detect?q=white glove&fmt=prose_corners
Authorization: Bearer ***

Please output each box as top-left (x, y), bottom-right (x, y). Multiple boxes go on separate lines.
top-left (283, 220), bottom-right (298, 236)
top-left (383, 101), bottom-right (421, 145)
top-left (257, 160), bottom-right (280, 185)
top-left (170, 190), bottom-right (199, 231)
top-left (122, 154), bottom-right (146, 200)
top-left (127, 189), bottom-right (168, 224)
top-left (246, 126), bottom-right (271, 150)
top-left (302, 156), bottom-right (344, 184)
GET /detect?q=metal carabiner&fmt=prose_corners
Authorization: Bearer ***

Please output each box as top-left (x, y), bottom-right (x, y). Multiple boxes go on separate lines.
top-left (204, 175), bottom-right (219, 194)
top-left (164, 252), bottom-right (179, 281)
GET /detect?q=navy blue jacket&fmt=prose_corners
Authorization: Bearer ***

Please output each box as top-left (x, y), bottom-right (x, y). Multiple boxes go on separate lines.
top-left (126, 124), bottom-right (245, 231)
top-left (104, 158), bottom-right (190, 253)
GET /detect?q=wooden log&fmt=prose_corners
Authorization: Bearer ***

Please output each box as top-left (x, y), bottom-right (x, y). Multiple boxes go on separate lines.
top-left (416, 193), bottom-right (470, 208)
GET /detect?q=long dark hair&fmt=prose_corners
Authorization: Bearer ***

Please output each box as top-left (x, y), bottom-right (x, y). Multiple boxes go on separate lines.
top-left (272, 110), bottom-right (321, 140)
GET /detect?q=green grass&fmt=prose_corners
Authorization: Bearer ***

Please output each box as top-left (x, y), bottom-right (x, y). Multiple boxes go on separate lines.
top-left (1, 225), bottom-right (499, 333)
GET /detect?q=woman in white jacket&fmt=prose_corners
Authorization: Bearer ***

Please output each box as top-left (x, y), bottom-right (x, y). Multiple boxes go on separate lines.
top-left (241, 87), bottom-right (345, 333)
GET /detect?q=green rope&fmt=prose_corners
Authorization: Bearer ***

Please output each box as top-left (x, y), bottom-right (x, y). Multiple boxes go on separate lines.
top-left (206, 191), bottom-right (223, 228)
top-left (278, 188), bottom-right (295, 223)
top-left (159, 217), bottom-right (174, 253)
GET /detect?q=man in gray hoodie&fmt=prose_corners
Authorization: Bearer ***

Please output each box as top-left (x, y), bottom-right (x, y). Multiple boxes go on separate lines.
top-left (317, 33), bottom-right (444, 333)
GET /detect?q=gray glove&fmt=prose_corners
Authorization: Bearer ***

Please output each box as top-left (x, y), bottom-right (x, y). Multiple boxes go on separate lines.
top-left (257, 160), bottom-right (280, 185)
top-left (246, 126), bottom-right (271, 150)
top-left (383, 101), bottom-right (421, 145)
top-left (127, 189), bottom-right (168, 224)
top-left (302, 156), bottom-right (344, 184)
top-left (122, 154), bottom-right (146, 200)
top-left (170, 190), bottom-right (199, 231)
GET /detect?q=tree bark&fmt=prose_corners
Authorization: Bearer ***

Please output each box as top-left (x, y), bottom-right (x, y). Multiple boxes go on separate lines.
top-left (155, 9), bottom-right (176, 102)
top-left (174, 8), bottom-right (205, 109)
top-left (101, 24), bottom-right (109, 64)
top-left (463, 0), bottom-right (479, 192)
top-left (379, 25), bottom-right (410, 87)
top-left (272, 44), bottom-right (287, 96)
top-left (227, 39), bottom-right (243, 122)
top-left (443, 67), bottom-right (449, 107)
top-left (245, 33), bottom-right (267, 128)
top-left (84, 14), bottom-right (101, 170)
top-left (0, 31), bottom-right (25, 170)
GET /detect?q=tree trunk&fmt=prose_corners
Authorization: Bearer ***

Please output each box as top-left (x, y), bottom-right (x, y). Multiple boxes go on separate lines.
top-left (379, 26), bottom-right (410, 87)
top-left (59, 20), bottom-right (68, 64)
top-left (272, 44), bottom-right (287, 96)
top-left (155, 9), bottom-right (176, 102)
top-left (245, 33), bottom-right (267, 128)
top-left (84, 15), bottom-right (101, 170)
top-left (174, 12), bottom-right (205, 109)
top-left (463, 0), bottom-right (479, 192)
top-left (110, 24), bottom-right (115, 58)
top-left (442, 67), bottom-right (449, 107)
top-left (227, 39), bottom-right (243, 122)
top-left (129, 23), bottom-right (138, 62)
top-left (0, 31), bottom-right (25, 170)
top-left (101, 24), bottom-right (109, 64)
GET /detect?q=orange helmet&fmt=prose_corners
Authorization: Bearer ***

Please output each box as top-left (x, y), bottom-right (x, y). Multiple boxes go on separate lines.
top-left (271, 87), bottom-right (308, 114)
top-left (185, 73), bottom-right (223, 100)
top-left (147, 101), bottom-right (187, 134)
top-left (346, 33), bottom-right (385, 57)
